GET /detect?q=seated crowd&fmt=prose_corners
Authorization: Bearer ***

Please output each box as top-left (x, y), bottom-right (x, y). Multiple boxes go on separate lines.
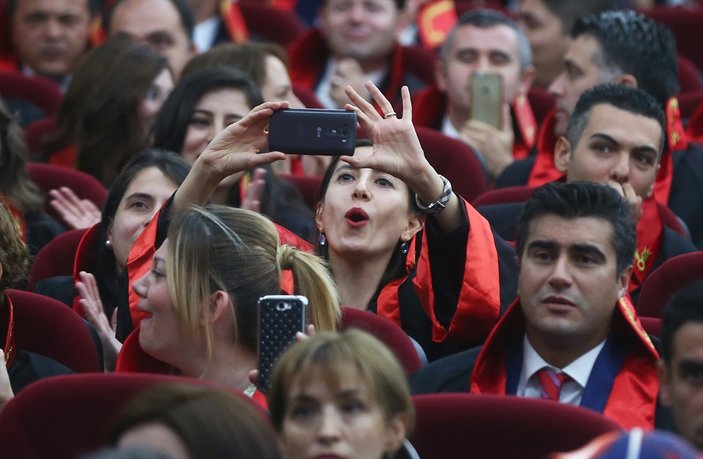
top-left (1, 0), bottom-right (703, 458)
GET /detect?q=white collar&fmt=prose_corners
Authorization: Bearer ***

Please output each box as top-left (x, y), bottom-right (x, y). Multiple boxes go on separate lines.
top-left (521, 334), bottom-right (606, 389)
top-left (193, 15), bottom-right (220, 53)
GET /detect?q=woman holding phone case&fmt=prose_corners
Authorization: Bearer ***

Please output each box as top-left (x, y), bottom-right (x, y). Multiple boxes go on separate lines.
top-left (314, 82), bottom-right (518, 361)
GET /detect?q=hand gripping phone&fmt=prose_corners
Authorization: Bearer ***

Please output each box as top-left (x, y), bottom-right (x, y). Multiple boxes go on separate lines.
top-left (268, 108), bottom-right (357, 156)
top-left (470, 72), bottom-right (504, 129)
top-left (257, 295), bottom-right (309, 393)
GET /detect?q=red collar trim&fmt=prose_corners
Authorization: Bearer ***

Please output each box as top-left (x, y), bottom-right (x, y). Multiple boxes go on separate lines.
top-left (220, 0), bottom-right (249, 44)
top-left (630, 197), bottom-right (664, 292)
top-left (2, 295), bottom-right (16, 368)
top-left (527, 109), bottom-right (560, 187)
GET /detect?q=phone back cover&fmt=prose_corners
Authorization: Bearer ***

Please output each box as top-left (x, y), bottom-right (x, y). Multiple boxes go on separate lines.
top-left (257, 300), bottom-right (307, 392)
top-left (268, 109), bottom-right (357, 155)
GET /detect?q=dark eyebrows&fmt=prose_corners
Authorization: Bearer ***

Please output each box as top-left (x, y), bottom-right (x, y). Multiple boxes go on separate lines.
top-left (589, 133), bottom-right (659, 157)
top-left (570, 243), bottom-right (606, 262)
top-left (679, 360), bottom-right (703, 373)
top-left (125, 192), bottom-right (154, 202)
top-left (526, 240), bottom-right (558, 252)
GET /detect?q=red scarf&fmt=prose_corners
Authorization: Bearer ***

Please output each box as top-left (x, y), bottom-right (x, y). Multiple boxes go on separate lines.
top-left (470, 297), bottom-right (659, 428)
top-left (630, 197), bottom-right (663, 294)
top-left (377, 199), bottom-right (502, 345)
top-left (220, 0), bottom-right (249, 44)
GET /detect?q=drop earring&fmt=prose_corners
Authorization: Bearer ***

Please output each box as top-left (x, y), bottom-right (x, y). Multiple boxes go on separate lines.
top-left (400, 240), bottom-right (409, 254)
top-left (319, 232), bottom-right (327, 246)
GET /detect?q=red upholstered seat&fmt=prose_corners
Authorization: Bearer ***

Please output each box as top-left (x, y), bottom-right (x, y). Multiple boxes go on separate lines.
top-left (637, 251), bottom-right (703, 318)
top-left (678, 55), bottom-right (702, 93)
top-left (341, 307), bottom-right (421, 376)
top-left (401, 45), bottom-right (438, 86)
top-left (240, 2), bottom-right (306, 47)
top-left (527, 86), bottom-right (555, 126)
top-left (8, 289), bottom-right (100, 373)
top-left (416, 126), bottom-right (489, 202)
top-left (28, 228), bottom-right (87, 291)
top-left (27, 162), bottom-right (107, 225)
top-left (280, 173), bottom-right (322, 211)
top-left (471, 185), bottom-right (534, 207)
top-left (23, 117), bottom-right (55, 157)
top-left (645, 6), bottom-right (703, 73)
top-left (0, 72), bottom-right (62, 118)
top-left (640, 316), bottom-right (662, 338)
top-left (410, 393), bottom-right (620, 459)
top-left (0, 373), bottom-right (253, 459)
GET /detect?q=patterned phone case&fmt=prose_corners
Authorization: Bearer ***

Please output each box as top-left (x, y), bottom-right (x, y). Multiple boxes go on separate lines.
top-left (257, 295), bottom-right (309, 393)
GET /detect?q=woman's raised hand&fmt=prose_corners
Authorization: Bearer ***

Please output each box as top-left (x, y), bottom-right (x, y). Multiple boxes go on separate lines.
top-left (341, 82), bottom-right (430, 186)
top-left (197, 101), bottom-right (288, 182)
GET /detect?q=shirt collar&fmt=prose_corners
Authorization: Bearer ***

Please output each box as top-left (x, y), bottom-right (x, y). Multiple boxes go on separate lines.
top-left (521, 334), bottom-right (606, 389)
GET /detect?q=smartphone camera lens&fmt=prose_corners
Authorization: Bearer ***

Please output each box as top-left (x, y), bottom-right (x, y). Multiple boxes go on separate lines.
top-left (276, 302), bottom-right (292, 311)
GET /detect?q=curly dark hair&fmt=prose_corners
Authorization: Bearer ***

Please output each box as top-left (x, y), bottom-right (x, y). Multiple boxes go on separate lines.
top-left (0, 204), bottom-right (29, 292)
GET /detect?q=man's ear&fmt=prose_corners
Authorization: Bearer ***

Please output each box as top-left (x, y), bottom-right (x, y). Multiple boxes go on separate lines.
top-left (618, 265), bottom-right (633, 299)
top-left (554, 136), bottom-right (573, 173)
top-left (614, 73), bottom-right (638, 89)
top-left (517, 65), bottom-right (536, 97)
top-left (658, 359), bottom-right (673, 407)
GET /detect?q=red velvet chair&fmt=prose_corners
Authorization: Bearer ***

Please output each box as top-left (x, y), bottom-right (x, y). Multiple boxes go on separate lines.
top-left (341, 307), bottom-right (422, 376)
top-left (640, 316), bottom-right (662, 338)
top-left (636, 251), bottom-right (703, 318)
top-left (280, 173), bottom-right (322, 211)
top-left (645, 6), bottom-right (703, 73)
top-left (0, 373), bottom-right (254, 459)
top-left (27, 162), bottom-right (107, 225)
top-left (679, 89), bottom-right (703, 124)
top-left (527, 86), bottom-right (555, 126)
top-left (240, 2), bottom-right (306, 47)
top-left (28, 228), bottom-right (87, 291)
top-left (23, 116), bottom-right (55, 157)
top-left (471, 185), bottom-right (534, 207)
top-left (678, 55), bottom-right (702, 93)
top-left (410, 393), bottom-right (620, 459)
top-left (0, 72), bottom-right (62, 118)
top-left (416, 126), bottom-right (490, 202)
top-left (7, 289), bottom-right (101, 373)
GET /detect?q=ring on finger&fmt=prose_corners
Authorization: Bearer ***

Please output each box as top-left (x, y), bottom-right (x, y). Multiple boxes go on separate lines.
top-left (384, 111), bottom-right (397, 119)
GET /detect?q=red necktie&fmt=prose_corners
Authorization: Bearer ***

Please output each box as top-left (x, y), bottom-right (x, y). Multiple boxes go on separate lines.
top-left (537, 368), bottom-right (571, 401)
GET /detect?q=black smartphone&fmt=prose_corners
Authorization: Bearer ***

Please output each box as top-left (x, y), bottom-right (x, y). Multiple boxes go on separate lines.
top-left (268, 108), bottom-right (357, 155)
top-left (256, 294), bottom-right (309, 393)
top-left (470, 72), bottom-right (503, 129)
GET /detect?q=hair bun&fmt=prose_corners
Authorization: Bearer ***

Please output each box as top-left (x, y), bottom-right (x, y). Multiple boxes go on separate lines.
top-left (276, 244), bottom-right (296, 270)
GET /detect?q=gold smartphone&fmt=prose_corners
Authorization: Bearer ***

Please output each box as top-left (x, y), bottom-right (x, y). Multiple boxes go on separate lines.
top-left (470, 72), bottom-right (503, 129)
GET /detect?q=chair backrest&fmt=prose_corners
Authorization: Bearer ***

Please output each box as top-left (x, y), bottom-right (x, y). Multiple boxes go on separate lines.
top-left (527, 86), bottom-right (555, 126)
top-left (637, 251), bottom-right (703, 317)
top-left (471, 185), bottom-right (535, 207)
top-left (410, 393), bottom-right (620, 459)
top-left (28, 228), bottom-right (87, 291)
top-left (0, 72), bottom-right (62, 118)
top-left (678, 55), bottom-right (702, 93)
top-left (27, 162), bottom-right (107, 225)
top-left (640, 316), bottom-right (662, 338)
top-left (645, 6), bottom-right (703, 73)
top-left (280, 173), bottom-right (322, 211)
top-left (416, 126), bottom-right (489, 201)
top-left (8, 289), bottom-right (100, 373)
top-left (0, 373), bottom-right (249, 459)
top-left (23, 116), bottom-right (55, 157)
top-left (240, 2), bottom-right (306, 47)
top-left (340, 307), bottom-right (422, 376)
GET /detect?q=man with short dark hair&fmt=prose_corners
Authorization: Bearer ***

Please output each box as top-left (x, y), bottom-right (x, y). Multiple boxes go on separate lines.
top-left (515, 0), bottom-right (620, 88)
top-left (6, 0), bottom-right (94, 85)
top-left (412, 9), bottom-right (536, 180)
top-left (660, 281), bottom-right (703, 451)
top-left (105, 0), bottom-right (195, 79)
top-left (411, 181), bottom-right (661, 429)
top-left (499, 10), bottom-right (703, 251)
top-left (289, 0), bottom-right (427, 110)
top-left (480, 84), bottom-right (696, 301)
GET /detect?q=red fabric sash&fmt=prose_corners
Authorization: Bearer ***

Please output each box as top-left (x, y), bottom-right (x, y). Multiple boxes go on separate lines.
top-left (470, 297), bottom-right (659, 428)
top-left (220, 0), bottom-right (249, 44)
top-left (1, 296), bottom-right (16, 368)
top-left (527, 109), bottom-right (559, 187)
top-left (377, 199), bottom-right (501, 345)
top-left (629, 197), bottom-right (663, 294)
